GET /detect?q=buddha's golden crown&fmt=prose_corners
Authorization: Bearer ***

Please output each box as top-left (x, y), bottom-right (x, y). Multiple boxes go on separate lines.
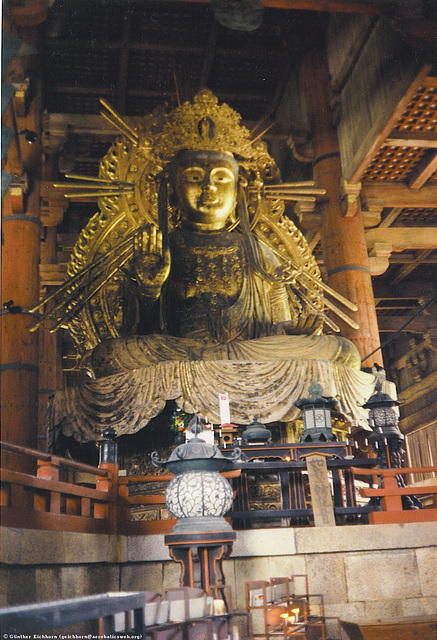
top-left (156, 90), bottom-right (258, 161)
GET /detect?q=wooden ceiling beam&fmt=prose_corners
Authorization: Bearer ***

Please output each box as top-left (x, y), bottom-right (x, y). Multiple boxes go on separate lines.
top-left (409, 151), bottom-right (437, 190)
top-left (378, 207), bottom-right (403, 228)
top-left (362, 181), bottom-right (437, 208)
top-left (45, 39), bottom-right (202, 54)
top-left (391, 249), bottom-right (434, 286)
top-left (384, 131), bottom-right (437, 149)
top-left (366, 226), bottom-right (437, 251)
top-left (373, 280), bottom-right (436, 301)
top-left (377, 315), bottom-right (428, 333)
top-left (376, 302), bottom-right (419, 310)
top-left (47, 86), bottom-right (113, 95)
top-left (389, 253), bottom-right (437, 264)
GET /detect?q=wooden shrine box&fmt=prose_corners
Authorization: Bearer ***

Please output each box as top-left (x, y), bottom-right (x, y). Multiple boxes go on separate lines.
top-left (341, 615), bottom-right (437, 640)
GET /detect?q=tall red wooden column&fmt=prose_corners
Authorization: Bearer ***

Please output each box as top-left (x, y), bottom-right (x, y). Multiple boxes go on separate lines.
top-left (302, 41), bottom-right (383, 369)
top-left (1, 18), bottom-right (45, 469)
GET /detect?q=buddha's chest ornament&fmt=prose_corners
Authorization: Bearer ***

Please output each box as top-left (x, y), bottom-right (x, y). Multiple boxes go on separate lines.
top-left (169, 232), bottom-right (245, 305)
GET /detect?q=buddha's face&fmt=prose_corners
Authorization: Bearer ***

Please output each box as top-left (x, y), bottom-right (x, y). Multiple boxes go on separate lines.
top-left (173, 151), bottom-right (238, 231)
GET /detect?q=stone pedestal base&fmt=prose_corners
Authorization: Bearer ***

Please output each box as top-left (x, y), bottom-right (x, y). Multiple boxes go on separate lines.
top-left (165, 530), bottom-right (236, 592)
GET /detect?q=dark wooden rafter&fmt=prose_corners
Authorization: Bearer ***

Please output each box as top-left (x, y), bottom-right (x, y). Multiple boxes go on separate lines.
top-left (47, 86), bottom-right (113, 95)
top-left (376, 301), bottom-right (420, 310)
top-left (45, 38), bottom-right (202, 54)
top-left (198, 20), bottom-right (218, 91)
top-left (384, 131), bottom-right (437, 148)
top-left (389, 253), bottom-right (437, 265)
top-left (377, 316), bottom-right (428, 333)
top-left (373, 280), bottom-right (436, 302)
top-left (408, 151), bottom-right (437, 190)
top-left (117, 11), bottom-right (132, 115)
top-left (378, 207), bottom-right (403, 228)
top-left (391, 249), bottom-right (435, 285)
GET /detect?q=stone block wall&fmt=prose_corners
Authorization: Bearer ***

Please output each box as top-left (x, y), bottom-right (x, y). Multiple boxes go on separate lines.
top-left (1, 522), bottom-right (436, 637)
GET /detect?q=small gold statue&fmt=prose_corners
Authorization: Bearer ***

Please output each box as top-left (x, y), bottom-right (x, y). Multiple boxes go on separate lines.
top-left (32, 91), bottom-right (360, 378)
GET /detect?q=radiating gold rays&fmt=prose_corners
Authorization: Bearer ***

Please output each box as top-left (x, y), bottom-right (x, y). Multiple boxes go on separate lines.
top-left (29, 228), bottom-right (138, 332)
top-left (53, 98), bottom-right (139, 199)
top-left (263, 182), bottom-right (326, 203)
top-left (53, 174), bottom-right (135, 200)
top-left (261, 240), bottom-right (359, 331)
top-left (99, 97), bottom-right (139, 145)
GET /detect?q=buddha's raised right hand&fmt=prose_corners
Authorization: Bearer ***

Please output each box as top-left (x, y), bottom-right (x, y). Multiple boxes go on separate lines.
top-left (132, 225), bottom-right (171, 299)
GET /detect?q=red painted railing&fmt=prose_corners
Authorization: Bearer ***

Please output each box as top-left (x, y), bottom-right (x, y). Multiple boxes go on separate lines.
top-left (1, 441), bottom-right (436, 534)
top-left (1, 441), bottom-right (119, 533)
top-left (350, 466), bottom-right (437, 524)
top-left (117, 473), bottom-right (176, 535)
top-left (0, 441), bottom-right (239, 535)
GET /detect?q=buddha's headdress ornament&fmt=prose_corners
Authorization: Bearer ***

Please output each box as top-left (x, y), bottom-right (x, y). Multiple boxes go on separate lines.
top-left (156, 89), bottom-right (261, 163)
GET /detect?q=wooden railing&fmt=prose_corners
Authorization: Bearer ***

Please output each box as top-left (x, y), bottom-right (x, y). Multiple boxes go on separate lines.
top-left (0, 441), bottom-right (118, 534)
top-left (230, 457), bottom-right (377, 528)
top-left (2, 441), bottom-right (436, 534)
top-left (118, 473), bottom-right (176, 535)
top-left (350, 466), bottom-right (437, 524)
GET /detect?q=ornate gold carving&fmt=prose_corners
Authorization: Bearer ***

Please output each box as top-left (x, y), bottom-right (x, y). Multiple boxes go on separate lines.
top-left (157, 90), bottom-right (256, 161)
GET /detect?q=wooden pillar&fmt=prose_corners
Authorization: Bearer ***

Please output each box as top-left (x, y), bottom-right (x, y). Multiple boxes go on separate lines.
top-left (302, 38), bottom-right (383, 368)
top-left (1, 28), bottom-right (42, 469)
top-left (38, 163), bottom-right (67, 452)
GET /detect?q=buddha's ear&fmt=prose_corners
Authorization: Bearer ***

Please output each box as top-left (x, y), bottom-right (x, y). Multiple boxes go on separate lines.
top-left (227, 208), bottom-right (237, 227)
top-left (238, 174), bottom-right (248, 189)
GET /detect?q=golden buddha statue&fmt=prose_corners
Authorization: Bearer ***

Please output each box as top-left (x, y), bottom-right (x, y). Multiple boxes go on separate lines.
top-left (32, 91), bottom-right (380, 436)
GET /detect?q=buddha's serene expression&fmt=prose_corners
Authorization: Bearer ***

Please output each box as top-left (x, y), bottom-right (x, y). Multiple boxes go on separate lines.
top-left (173, 151), bottom-right (238, 230)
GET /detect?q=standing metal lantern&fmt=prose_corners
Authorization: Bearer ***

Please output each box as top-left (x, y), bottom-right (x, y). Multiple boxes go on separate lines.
top-left (294, 381), bottom-right (337, 442)
top-left (99, 426), bottom-right (118, 464)
top-left (152, 416), bottom-right (241, 591)
top-left (362, 381), bottom-right (404, 468)
top-left (362, 382), bottom-right (421, 510)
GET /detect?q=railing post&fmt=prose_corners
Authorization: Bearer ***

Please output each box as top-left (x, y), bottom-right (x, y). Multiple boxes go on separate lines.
top-left (37, 456), bottom-right (60, 480)
top-left (36, 455), bottom-right (60, 512)
top-left (380, 473), bottom-right (403, 512)
top-left (117, 477), bottom-right (130, 533)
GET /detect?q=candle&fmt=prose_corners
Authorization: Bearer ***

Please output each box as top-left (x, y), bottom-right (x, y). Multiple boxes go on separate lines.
top-left (213, 599), bottom-right (226, 615)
